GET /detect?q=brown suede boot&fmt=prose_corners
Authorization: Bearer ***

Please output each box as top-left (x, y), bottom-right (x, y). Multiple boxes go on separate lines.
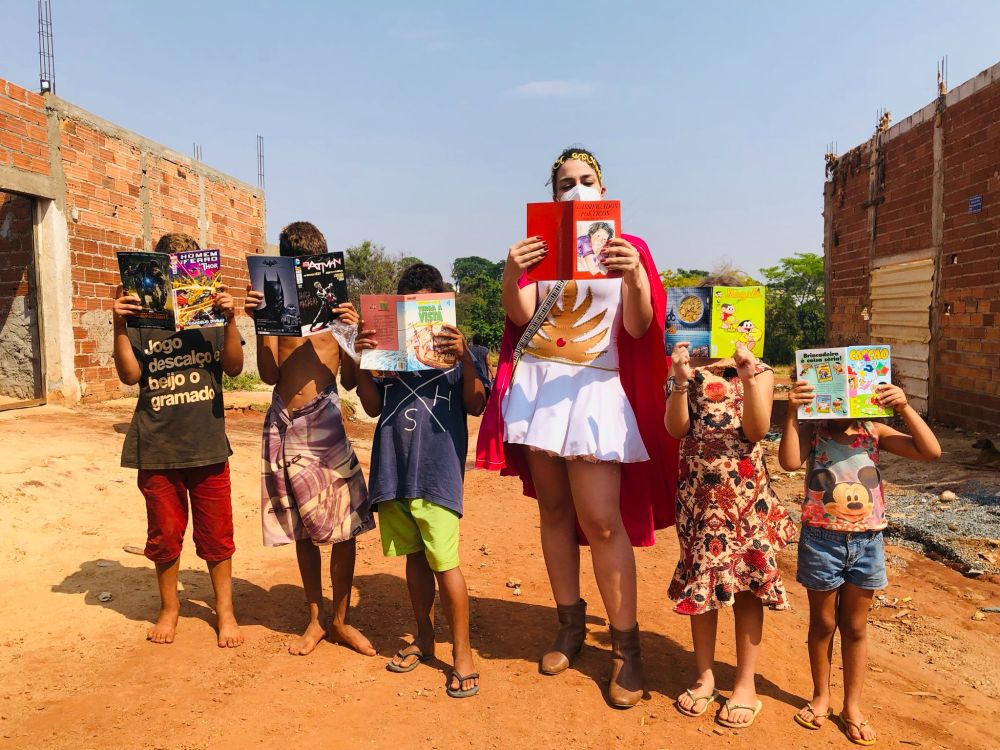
top-left (539, 599), bottom-right (587, 675)
top-left (608, 624), bottom-right (643, 708)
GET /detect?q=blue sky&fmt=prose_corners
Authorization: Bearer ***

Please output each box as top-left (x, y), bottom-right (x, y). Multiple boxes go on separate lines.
top-left (4, 1), bottom-right (1000, 279)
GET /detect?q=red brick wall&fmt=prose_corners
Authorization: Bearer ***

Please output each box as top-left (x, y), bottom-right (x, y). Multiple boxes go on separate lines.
top-left (58, 113), bottom-right (265, 400)
top-left (149, 157), bottom-right (200, 241)
top-left (826, 149), bottom-right (872, 345)
top-left (61, 117), bottom-right (146, 397)
top-left (0, 80), bottom-right (49, 175)
top-left (936, 82), bottom-right (1000, 428)
top-left (827, 67), bottom-right (1000, 430)
top-left (874, 121), bottom-right (934, 260)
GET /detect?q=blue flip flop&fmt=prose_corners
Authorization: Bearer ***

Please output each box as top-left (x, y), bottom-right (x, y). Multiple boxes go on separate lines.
top-left (446, 671), bottom-right (480, 698)
top-left (386, 646), bottom-right (431, 673)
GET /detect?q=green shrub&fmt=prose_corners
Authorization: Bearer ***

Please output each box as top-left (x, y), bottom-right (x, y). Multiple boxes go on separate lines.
top-left (223, 372), bottom-right (264, 391)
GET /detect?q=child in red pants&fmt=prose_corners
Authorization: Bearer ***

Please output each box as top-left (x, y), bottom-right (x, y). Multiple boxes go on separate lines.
top-left (112, 232), bottom-right (245, 647)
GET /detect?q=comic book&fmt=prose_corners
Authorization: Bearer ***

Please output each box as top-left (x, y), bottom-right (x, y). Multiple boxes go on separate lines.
top-left (795, 346), bottom-right (893, 420)
top-left (297, 252), bottom-right (348, 336)
top-left (246, 251), bottom-right (347, 337)
top-left (663, 285), bottom-right (766, 358)
top-left (117, 249), bottom-right (223, 331)
top-left (526, 200), bottom-right (622, 281)
top-left (358, 292), bottom-right (457, 371)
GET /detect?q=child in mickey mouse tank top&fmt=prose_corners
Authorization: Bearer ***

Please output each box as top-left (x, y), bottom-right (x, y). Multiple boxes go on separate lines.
top-left (780, 378), bottom-right (940, 746)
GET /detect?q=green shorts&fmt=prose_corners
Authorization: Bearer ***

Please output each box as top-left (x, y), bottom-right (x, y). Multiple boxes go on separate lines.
top-left (378, 498), bottom-right (460, 572)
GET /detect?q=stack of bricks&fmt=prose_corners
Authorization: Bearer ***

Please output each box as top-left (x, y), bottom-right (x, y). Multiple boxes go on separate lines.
top-left (825, 62), bottom-right (1000, 430)
top-left (0, 80), bottom-right (48, 175)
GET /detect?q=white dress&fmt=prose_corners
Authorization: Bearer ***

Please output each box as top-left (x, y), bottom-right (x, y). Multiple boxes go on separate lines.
top-left (502, 279), bottom-right (649, 463)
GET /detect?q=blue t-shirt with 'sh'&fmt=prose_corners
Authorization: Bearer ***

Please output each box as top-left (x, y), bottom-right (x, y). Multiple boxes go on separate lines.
top-left (369, 362), bottom-right (483, 516)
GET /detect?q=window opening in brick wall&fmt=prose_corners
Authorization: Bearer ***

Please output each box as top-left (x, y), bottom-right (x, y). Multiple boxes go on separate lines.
top-left (0, 190), bottom-right (45, 411)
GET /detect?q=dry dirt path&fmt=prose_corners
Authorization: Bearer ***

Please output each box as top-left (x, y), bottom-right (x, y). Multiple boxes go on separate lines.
top-left (0, 403), bottom-right (998, 749)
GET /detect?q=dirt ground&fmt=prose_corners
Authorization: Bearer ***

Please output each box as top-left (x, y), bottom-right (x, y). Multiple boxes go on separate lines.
top-left (1, 399), bottom-right (999, 750)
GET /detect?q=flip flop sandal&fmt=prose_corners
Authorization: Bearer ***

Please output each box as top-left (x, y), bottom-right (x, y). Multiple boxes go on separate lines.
top-left (385, 646), bottom-right (431, 674)
top-left (446, 671), bottom-right (480, 699)
top-left (717, 699), bottom-right (763, 729)
top-left (839, 714), bottom-right (877, 746)
top-left (794, 702), bottom-right (831, 730)
top-left (676, 688), bottom-right (719, 717)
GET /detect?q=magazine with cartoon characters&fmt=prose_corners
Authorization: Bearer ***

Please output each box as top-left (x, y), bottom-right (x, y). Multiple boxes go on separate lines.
top-left (526, 200), bottom-right (622, 281)
top-left (117, 249), bottom-right (224, 331)
top-left (358, 292), bottom-right (457, 371)
top-left (296, 251), bottom-right (348, 336)
top-left (246, 251), bottom-right (348, 337)
top-left (663, 285), bottom-right (766, 358)
top-left (795, 345), bottom-right (893, 420)
top-left (171, 250), bottom-right (225, 329)
top-left (710, 285), bottom-right (765, 357)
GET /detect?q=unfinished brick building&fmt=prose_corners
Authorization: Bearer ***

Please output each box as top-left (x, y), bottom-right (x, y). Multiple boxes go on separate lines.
top-left (0, 76), bottom-right (265, 408)
top-left (825, 61), bottom-right (1000, 432)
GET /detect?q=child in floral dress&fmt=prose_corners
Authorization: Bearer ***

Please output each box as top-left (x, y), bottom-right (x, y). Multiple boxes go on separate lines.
top-left (665, 335), bottom-right (795, 729)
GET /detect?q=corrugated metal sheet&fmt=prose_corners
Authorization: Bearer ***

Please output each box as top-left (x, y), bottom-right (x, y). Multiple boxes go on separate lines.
top-left (870, 258), bottom-right (934, 412)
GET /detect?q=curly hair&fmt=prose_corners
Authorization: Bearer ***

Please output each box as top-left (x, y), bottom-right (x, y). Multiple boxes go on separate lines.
top-left (279, 221), bottom-right (328, 257)
top-left (154, 233), bottom-right (200, 254)
top-left (397, 263), bottom-right (447, 294)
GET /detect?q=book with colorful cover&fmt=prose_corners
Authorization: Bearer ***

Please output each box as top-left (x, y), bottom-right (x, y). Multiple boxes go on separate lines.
top-left (297, 252), bottom-right (348, 336)
top-left (359, 292), bottom-right (457, 371)
top-left (663, 285), bottom-right (766, 358)
top-left (526, 200), bottom-right (622, 281)
top-left (117, 249), bottom-right (224, 331)
top-left (247, 251), bottom-right (348, 337)
top-left (795, 345), bottom-right (893, 420)
top-left (710, 285), bottom-right (765, 358)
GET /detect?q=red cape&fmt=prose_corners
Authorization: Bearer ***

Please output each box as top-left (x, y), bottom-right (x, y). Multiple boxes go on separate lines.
top-left (475, 234), bottom-right (678, 546)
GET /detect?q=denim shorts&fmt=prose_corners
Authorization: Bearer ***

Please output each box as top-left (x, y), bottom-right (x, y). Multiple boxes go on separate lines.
top-left (796, 525), bottom-right (888, 591)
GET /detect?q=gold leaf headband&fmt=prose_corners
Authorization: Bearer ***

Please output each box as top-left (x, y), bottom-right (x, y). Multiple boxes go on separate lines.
top-left (550, 151), bottom-right (603, 183)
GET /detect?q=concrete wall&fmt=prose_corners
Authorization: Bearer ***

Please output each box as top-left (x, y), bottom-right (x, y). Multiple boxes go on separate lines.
top-left (0, 75), bottom-right (267, 403)
top-left (825, 61), bottom-right (1000, 431)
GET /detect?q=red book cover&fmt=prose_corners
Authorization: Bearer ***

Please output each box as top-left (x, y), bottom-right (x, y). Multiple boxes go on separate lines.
top-left (526, 200), bottom-right (622, 281)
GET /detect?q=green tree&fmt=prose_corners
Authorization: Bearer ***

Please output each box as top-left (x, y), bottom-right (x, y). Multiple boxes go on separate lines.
top-left (455, 271), bottom-right (504, 349)
top-left (759, 252), bottom-right (825, 365)
top-left (660, 267), bottom-right (710, 288)
top-left (451, 256), bottom-right (503, 291)
top-left (344, 240), bottom-right (406, 308)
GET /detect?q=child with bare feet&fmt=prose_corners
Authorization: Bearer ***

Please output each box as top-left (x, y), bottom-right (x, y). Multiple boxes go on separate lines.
top-left (112, 232), bottom-right (244, 648)
top-left (245, 222), bottom-right (376, 657)
top-left (354, 263), bottom-right (487, 698)
top-left (781, 379), bottom-right (941, 745)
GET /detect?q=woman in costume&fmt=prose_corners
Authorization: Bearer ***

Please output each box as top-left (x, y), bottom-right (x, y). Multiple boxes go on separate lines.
top-left (476, 147), bottom-right (677, 708)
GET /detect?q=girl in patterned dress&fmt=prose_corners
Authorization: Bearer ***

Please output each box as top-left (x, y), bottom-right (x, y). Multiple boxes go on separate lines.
top-left (665, 305), bottom-right (796, 729)
top-left (780, 379), bottom-right (939, 745)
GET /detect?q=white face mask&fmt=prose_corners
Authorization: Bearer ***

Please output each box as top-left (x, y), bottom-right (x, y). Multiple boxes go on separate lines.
top-left (559, 184), bottom-right (603, 202)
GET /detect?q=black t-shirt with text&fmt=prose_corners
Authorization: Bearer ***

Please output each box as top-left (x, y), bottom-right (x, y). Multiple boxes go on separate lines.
top-left (121, 327), bottom-right (232, 470)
